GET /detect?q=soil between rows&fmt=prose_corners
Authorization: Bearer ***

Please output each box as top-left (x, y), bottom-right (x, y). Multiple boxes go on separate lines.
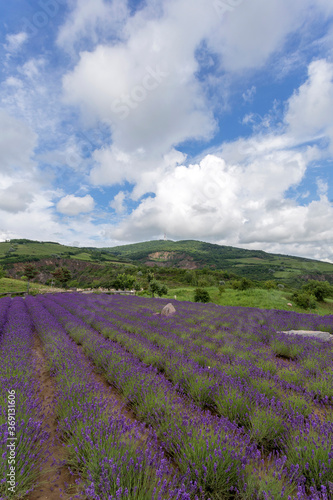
top-left (26, 333), bottom-right (79, 500)
top-left (24, 330), bottom-right (163, 499)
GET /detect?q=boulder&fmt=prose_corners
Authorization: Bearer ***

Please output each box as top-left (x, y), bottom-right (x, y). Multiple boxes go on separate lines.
top-left (282, 330), bottom-right (333, 342)
top-left (161, 303), bottom-right (176, 317)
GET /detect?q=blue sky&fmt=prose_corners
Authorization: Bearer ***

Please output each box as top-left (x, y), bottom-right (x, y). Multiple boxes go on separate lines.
top-left (1, 0), bottom-right (333, 261)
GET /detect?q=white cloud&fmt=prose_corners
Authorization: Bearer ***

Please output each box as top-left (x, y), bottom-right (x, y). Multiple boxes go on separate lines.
top-left (4, 32), bottom-right (28, 53)
top-left (56, 194), bottom-right (95, 216)
top-left (106, 56), bottom-right (333, 258)
top-left (62, 0), bottom-right (333, 192)
top-left (110, 191), bottom-right (127, 214)
top-left (208, 0), bottom-right (309, 71)
top-left (20, 58), bottom-right (44, 79)
top-left (57, 0), bottom-right (128, 53)
top-left (242, 86), bottom-right (256, 103)
top-left (285, 59), bottom-right (333, 150)
top-left (108, 145), bottom-right (333, 261)
top-left (0, 110), bottom-right (37, 172)
top-left (0, 183), bottom-right (34, 213)
top-left (91, 146), bottom-right (186, 189)
top-left (4, 77), bottom-right (23, 88)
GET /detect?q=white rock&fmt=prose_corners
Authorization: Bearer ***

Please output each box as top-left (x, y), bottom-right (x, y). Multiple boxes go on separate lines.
top-left (282, 330), bottom-right (333, 342)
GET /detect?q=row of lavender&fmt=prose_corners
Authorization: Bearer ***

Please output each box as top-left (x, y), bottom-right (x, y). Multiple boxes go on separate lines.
top-left (49, 297), bottom-right (332, 500)
top-left (53, 291), bottom-right (332, 436)
top-left (53, 293), bottom-right (314, 438)
top-left (24, 295), bottom-right (193, 500)
top-left (0, 296), bottom-right (331, 498)
top-left (38, 293), bottom-right (332, 499)
top-left (75, 293), bottom-right (333, 404)
top-left (37, 294), bottom-right (263, 499)
top-left (0, 298), bottom-right (48, 499)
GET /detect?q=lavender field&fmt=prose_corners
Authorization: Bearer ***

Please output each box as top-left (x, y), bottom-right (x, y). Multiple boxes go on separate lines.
top-left (1, 294), bottom-right (333, 500)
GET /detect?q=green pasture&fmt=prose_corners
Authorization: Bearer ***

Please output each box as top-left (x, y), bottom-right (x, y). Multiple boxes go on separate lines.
top-left (0, 278), bottom-right (60, 294)
top-left (159, 286), bottom-right (333, 316)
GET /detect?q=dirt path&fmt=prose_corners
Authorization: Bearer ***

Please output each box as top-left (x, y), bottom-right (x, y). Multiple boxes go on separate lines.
top-left (25, 334), bottom-right (80, 500)
top-left (25, 333), bottom-right (156, 500)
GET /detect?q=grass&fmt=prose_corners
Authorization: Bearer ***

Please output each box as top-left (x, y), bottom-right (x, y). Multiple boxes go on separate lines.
top-left (164, 286), bottom-right (333, 315)
top-left (0, 278), bottom-right (61, 294)
top-left (0, 240), bottom-right (127, 264)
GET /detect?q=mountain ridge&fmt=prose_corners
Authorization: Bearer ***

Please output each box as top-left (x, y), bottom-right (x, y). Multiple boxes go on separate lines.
top-left (1, 238), bottom-right (333, 287)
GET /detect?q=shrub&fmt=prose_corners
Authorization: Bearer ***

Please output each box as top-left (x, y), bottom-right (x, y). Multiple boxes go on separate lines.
top-left (194, 288), bottom-right (210, 303)
top-left (263, 280), bottom-right (277, 290)
top-left (214, 387), bottom-right (252, 428)
top-left (232, 278), bottom-right (253, 290)
top-left (249, 408), bottom-right (287, 451)
top-left (271, 340), bottom-right (304, 360)
top-left (302, 280), bottom-right (333, 301)
top-left (149, 280), bottom-right (168, 297)
top-left (286, 426), bottom-right (333, 490)
top-left (292, 292), bottom-right (317, 309)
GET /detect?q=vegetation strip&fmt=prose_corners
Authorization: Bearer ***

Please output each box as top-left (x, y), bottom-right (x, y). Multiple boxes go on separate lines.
top-left (39, 294), bottom-right (303, 499)
top-left (0, 298), bottom-right (49, 499)
top-left (25, 295), bottom-right (191, 500)
top-left (48, 293), bottom-right (333, 499)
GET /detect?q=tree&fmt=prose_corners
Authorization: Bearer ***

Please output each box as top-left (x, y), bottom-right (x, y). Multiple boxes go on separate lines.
top-left (194, 288), bottom-right (210, 303)
top-left (147, 271), bottom-right (154, 283)
top-left (112, 273), bottom-right (136, 290)
top-left (149, 280), bottom-right (168, 298)
top-left (302, 280), bottom-right (333, 302)
top-left (263, 280), bottom-right (277, 290)
top-left (52, 267), bottom-right (72, 288)
top-left (24, 264), bottom-right (38, 293)
top-left (292, 292), bottom-right (317, 310)
top-left (232, 277), bottom-right (253, 290)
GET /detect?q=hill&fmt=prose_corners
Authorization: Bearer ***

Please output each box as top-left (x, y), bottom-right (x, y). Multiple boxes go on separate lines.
top-left (0, 239), bottom-right (130, 265)
top-left (107, 239), bottom-right (333, 286)
top-left (1, 238), bottom-right (333, 288)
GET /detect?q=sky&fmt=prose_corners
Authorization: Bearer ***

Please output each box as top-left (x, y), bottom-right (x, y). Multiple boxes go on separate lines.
top-left (1, 0), bottom-right (333, 261)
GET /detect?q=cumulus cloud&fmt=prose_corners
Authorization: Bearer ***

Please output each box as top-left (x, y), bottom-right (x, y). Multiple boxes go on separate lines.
top-left (110, 148), bottom-right (306, 240)
top-left (107, 55), bottom-right (333, 259)
top-left (108, 145), bottom-right (333, 261)
top-left (56, 194), bottom-right (95, 216)
top-left (62, 0), bottom-right (333, 191)
top-left (91, 146), bottom-right (186, 188)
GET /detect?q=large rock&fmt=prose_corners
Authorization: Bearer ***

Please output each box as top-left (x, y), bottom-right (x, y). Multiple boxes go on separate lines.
top-left (282, 330), bottom-right (333, 342)
top-left (161, 303), bottom-right (176, 317)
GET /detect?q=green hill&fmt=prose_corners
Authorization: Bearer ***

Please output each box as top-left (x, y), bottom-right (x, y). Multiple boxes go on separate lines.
top-left (108, 239), bottom-right (333, 286)
top-left (1, 238), bottom-right (333, 288)
top-left (0, 239), bottom-right (129, 265)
